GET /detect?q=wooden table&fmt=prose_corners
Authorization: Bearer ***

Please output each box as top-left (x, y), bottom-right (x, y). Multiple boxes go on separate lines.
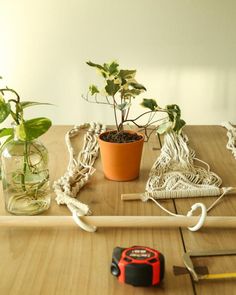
top-left (0, 125), bottom-right (236, 295)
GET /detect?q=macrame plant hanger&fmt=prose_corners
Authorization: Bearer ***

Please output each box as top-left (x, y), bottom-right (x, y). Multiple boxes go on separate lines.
top-left (122, 130), bottom-right (235, 231)
top-left (51, 123), bottom-right (236, 232)
top-left (53, 122), bottom-right (106, 231)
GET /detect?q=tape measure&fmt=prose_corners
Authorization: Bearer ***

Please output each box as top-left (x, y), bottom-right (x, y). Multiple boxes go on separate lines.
top-left (111, 246), bottom-right (165, 287)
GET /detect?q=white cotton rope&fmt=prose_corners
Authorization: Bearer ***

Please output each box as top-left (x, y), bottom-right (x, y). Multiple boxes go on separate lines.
top-left (146, 131), bottom-right (222, 195)
top-left (148, 196), bottom-right (207, 231)
top-left (53, 124), bottom-right (232, 232)
top-left (222, 121), bottom-right (236, 159)
top-left (53, 122), bottom-right (106, 231)
top-left (142, 131), bottom-right (232, 231)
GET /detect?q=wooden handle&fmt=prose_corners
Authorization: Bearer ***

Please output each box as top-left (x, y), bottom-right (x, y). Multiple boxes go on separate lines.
top-left (121, 188), bottom-right (236, 201)
top-left (227, 188), bottom-right (236, 194)
top-left (1, 215), bottom-right (236, 228)
top-left (121, 193), bottom-right (143, 201)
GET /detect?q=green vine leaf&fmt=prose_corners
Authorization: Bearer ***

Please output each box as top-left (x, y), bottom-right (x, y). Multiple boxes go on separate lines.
top-left (105, 80), bottom-right (120, 96)
top-left (19, 117), bottom-right (52, 141)
top-left (166, 104), bottom-right (185, 133)
top-left (20, 101), bottom-right (53, 109)
top-left (86, 61), bottom-right (105, 71)
top-left (166, 104), bottom-right (181, 121)
top-left (173, 118), bottom-right (186, 133)
top-left (129, 82), bottom-right (146, 91)
top-left (104, 61), bottom-right (119, 76)
top-left (0, 128), bottom-right (13, 138)
top-left (123, 89), bottom-right (142, 98)
top-left (89, 85), bottom-right (99, 96)
top-left (0, 100), bottom-right (11, 123)
top-left (118, 70), bottom-right (136, 80)
top-left (86, 61), bottom-right (108, 78)
top-left (141, 99), bottom-right (158, 111)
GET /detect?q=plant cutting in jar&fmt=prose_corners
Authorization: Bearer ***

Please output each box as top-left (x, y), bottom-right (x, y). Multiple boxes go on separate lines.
top-left (83, 60), bottom-right (186, 181)
top-left (0, 78), bottom-right (52, 215)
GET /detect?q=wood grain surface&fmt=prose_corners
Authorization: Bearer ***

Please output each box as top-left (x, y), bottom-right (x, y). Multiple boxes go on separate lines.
top-left (0, 125), bottom-right (235, 294)
top-left (175, 125), bottom-right (236, 295)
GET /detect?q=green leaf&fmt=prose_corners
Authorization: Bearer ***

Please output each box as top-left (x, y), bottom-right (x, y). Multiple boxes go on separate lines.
top-left (165, 104), bottom-right (186, 133)
top-left (157, 121), bottom-right (173, 134)
top-left (86, 61), bottom-right (109, 78)
top-left (118, 70), bottom-right (136, 80)
top-left (89, 85), bottom-right (99, 96)
top-left (20, 101), bottom-right (53, 109)
top-left (105, 80), bottom-right (120, 96)
top-left (141, 99), bottom-right (158, 111)
top-left (166, 104), bottom-right (181, 121)
top-left (18, 117), bottom-right (52, 141)
top-left (0, 128), bottom-right (13, 138)
top-left (123, 89), bottom-right (142, 98)
top-left (103, 61), bottom-right (119, 76)
top-left (129, 82), bottom-right (146, 91)
top-left (86, 61), bottom-right (105, 71)
top-left (0, 100), bottom-right (11, 123)
top-left (173, 119), bottom-right (186, 133)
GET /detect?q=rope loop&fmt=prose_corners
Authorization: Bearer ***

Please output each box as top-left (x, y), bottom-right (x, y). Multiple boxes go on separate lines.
top-left (72, 211), bottom-right (97, 232)
top-left (187, 203), bottom-right (207, 231)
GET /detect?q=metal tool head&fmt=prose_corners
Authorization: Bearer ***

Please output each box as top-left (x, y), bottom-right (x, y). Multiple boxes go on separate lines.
top-left (183, 249), bottom-right (236, 282)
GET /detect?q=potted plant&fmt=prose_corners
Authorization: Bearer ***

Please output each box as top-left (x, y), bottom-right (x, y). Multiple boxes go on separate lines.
top-left (0, 79), bottom-right (52, 215)
top-left (83, 60), bottom-right (185, 181)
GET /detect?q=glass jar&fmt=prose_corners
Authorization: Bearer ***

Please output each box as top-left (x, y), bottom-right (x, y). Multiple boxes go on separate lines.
top-left (1, 132), bottom-right (50, 215)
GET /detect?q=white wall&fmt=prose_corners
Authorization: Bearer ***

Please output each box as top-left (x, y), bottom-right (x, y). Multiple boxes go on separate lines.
top-left (0, 0), bottom-right (236, 126)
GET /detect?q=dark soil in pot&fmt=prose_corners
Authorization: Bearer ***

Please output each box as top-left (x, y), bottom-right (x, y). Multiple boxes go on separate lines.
top-left (100, 130), bottom-right (143, 143)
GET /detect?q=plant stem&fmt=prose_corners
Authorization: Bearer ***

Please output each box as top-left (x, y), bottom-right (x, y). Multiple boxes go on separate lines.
top-left (21, 141), bottom-right (28, 192)
top-left (124, 98), bottom-right (131, 121)
top-left (82, 93), bottom-right (113, 106)
top-left (1, 88), bottom-right (21, 124)
top-left (128, 109), bottom-right (167, 123)
top-left (0, 88), bottom-right (20, 103)
top-left (112, 95), bottom-right (119, 131)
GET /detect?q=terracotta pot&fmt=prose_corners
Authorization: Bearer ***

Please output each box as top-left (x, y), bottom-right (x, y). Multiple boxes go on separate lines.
top-left (98, 130), bottom-right (144, 181)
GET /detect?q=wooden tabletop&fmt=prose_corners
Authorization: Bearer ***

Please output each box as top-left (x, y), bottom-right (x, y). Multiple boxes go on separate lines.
top-left (0, 125), bottom-right (236, 295)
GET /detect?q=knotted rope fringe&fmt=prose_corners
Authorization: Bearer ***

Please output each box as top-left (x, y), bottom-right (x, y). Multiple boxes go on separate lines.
top-left (146, 131), bottom-right (222, 197)
top-left (53, 122), bottom-right (106, 228)
top-left (222, 121), bottom-right (236, 159)
top-left (142, 131), bottom-right (232, 231)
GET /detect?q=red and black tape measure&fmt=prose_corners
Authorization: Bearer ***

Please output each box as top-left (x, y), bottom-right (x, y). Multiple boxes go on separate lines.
top-left (111, 246), bottom-right (165, 287)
